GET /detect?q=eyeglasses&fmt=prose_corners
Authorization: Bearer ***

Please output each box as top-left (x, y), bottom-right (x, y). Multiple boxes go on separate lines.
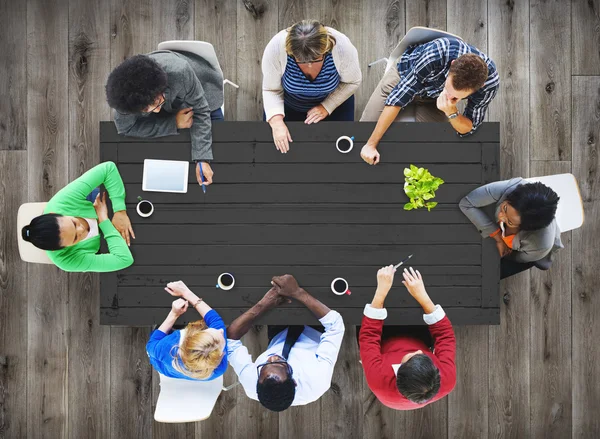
top-left (257, 359), bottom-right (294, 377)
top-left (146, 93), bottom-right (166, 113)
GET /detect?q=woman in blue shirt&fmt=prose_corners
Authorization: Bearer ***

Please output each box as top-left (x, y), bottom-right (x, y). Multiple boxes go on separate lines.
top-left (146, 281), bottom-right (228, 380)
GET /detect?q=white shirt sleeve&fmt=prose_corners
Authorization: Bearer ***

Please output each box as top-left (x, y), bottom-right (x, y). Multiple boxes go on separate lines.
top-left (226, 339), bottom-right (259, 400)
top-left (315, 310), bottom-right (345, 366)
top-left (363, 303), bottom-right (388, 320)
top-left (422, 305), bottom-right (446, 325)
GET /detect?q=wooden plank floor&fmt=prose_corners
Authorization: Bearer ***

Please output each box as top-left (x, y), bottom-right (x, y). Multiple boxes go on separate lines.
top-left (0, 0), bottom-right (598, 438)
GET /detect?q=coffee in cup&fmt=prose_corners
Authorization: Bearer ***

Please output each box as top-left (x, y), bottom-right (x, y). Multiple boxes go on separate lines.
top-left (336, 135), bottom-right (354, 154)
top-left (216, 273), bottom-right (235, 290)
top-left (136, 198), bottom-right (154, 218)
top-left (331, 277), bottom-right (351, 295)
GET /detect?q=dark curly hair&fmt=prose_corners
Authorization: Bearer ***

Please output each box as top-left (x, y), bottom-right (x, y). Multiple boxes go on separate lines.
top-left (505, 182), bottom-right (559, 231)
top-left (396, 354), bottom-right (440, 404)
top-left (256, 376), bottom-right (296, 412)
top-left (449, 53), bottom-right (488, 92)
top-left (105, 55), bottom-right (168, 113)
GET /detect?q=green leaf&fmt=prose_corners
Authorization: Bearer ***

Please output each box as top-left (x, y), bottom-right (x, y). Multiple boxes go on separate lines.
top-left (422, 193), bottom-right (434, 200)
top-left (404, 202), bottom-right (415, 210)
top-left (426, 201), bottom-right (438, 211)
top-left (404, 168), bottom-right (412, 177)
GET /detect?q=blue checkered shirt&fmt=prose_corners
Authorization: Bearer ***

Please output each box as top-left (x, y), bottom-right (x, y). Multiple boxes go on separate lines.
top-left (386, 38), bottom-right (499, 135)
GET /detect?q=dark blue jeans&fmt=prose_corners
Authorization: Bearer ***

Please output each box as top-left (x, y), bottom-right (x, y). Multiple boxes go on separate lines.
top-left (263, 96), bottom-right (355, 122)
top-left (210, 108), bottom-right (224, 121)
top-left (283, 95), bottom-right (355, 122)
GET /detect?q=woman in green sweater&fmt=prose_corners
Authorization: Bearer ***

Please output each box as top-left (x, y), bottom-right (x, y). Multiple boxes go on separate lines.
top-left (21, 161), bottom-right (135, 272)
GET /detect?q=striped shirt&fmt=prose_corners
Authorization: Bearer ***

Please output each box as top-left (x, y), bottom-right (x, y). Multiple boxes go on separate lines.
top-left (386, 38), bottom-right (499, 135)
top-left (282, 53), bottom-right (340, 112)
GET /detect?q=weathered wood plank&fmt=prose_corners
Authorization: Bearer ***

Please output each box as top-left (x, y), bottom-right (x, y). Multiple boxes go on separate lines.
top-left (128, 244), bottom-right (481, 266)
top-left (0, 152), bottom-right (28, 439)
top-left (529, 160), bottom-right (572, 439)
top-left (127, 224), bottom-right (480, 244)
top-left (406, 0), bottom-right (446, 30)
top-left (395, 399), bottom-right (448, 439)
top-left (117, 141), bottom-right (484, 164)
top-left (194, 368), bottom-right (238, 439)
top-left (67, 0), bottom-right (112, 437)
top-left (530, 0), bottom-right (571, 160)
top-left (320, 327), bottom-right (362, 439)
top-left (195, 0), bottom-right (236, 118)
top-left (571, 76), bottom-right (600, 437)
top-left (486, 0), bottom-right (532, 436)
top-left (110, 327), bottom-right (153, 439)
top-left (572, 0), bottom-right (600, 75)
top-left (100, 120), bottom-right (501, 142)
top-left (123, 182), bottom-right (480, 204)
top-left (234, 326), bottom-right (278, 439)
top-left (101, 307), bottom-right (500, 326)
top-left (0, 0), bottom-right (27, 150)
top-left (447, 326), bottom-right (488, 439)
top-left (236, 0), bottom-right (279, 120)
top-left (26, 0), bottom-right (70, 437)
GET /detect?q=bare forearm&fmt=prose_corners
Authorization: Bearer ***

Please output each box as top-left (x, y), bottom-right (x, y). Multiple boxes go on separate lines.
top-left (416, 294), bottom-right (436, 314)
top-left (158, 311), bottom-right (179, 334)
top-left (297, 289), bottom-right (330, 319)
top-left (367, 106), bottom-right (401, 146)
top-left (227, 301), bottom-right (271, 340)
top-left (448, 114), bottom-right (473, 135)
top-left (371, 288), bottom-right (389, 309)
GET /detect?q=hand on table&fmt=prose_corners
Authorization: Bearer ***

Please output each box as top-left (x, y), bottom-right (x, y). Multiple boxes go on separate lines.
top-left (112, 211), bottom-right (135, 246)
top-left (171, 298), bottom-right (189, 317)
top-left (271, 274), bottom-right (304, 300)
top-left (360, 143), bottom-right (380, 165)
top-left (165, 281), bottom-right (195, 302)
top-left (196, 161), bottom-right (214, 186)
top-left (176, 108), bottom-right (193, 129)
top-left (93, 192), bottom-right (109, 223)
top-left (305, 104), bottom-right (329, 124)
top-left (270, 117), bottom-right (293, 153)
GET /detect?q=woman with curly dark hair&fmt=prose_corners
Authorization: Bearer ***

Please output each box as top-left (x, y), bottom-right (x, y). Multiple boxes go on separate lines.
top-left (106, 50), bottom-right (224, 186)
top-left (459, 178), bottom-right (562, 278)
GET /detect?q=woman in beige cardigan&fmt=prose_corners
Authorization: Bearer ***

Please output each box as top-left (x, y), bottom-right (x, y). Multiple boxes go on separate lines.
top-left (262, 20), bottom-right (362, 153)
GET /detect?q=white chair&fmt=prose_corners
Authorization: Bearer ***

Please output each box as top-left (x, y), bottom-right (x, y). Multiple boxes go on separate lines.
top-left (154, 373), bottom-right (238, 423)
top-left (17, 202), bottom-right (53, 265)
top-left (157, 40), bottom-right (239, 116)
top-left (525, 173), bottom-right (584, 233)
top-left (369, 26), bottom-right (463, 72)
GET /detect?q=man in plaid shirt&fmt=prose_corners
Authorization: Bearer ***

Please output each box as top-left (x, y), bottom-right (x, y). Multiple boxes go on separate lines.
top-left (360, 37), bottom-right (499, 165)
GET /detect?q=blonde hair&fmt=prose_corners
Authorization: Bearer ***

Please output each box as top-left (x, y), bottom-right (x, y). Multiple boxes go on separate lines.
top-left (170, 320), bottom-right (224, 380)
top-left (285, 20), bottom-right (336, 63)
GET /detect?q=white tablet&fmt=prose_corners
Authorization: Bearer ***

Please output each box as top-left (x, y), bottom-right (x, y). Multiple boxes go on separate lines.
top-left (142, 159), bottom-right (189, 193)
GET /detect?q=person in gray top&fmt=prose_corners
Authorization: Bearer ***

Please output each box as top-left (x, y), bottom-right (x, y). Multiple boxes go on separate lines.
top-left (106, 51), bottom-right (224, 186)
top-left (459, 178), bottom-right (562, 279)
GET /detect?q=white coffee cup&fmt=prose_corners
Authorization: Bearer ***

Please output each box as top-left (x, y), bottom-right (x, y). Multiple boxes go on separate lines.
top-left (136, 199), bottom-right (154, 218)
top-left (331, 277), bottom-right (351, 295)
top-left (336, 136), bottom-right (354, 154)
top-left (216, 272), bottom-right (235, 290)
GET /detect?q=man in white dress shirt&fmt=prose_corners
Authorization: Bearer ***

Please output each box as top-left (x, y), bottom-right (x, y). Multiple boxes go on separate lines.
top-left (226, 274), bottom-right (345, 412)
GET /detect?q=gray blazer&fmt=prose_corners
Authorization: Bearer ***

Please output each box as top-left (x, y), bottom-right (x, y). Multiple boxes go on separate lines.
top-left (113, 50), bottom-right (224, 162)
top-left (459, 178), bottom-right (563, 263)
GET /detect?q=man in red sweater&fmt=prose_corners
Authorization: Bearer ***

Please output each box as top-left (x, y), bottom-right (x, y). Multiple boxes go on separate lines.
top-left (359, 265), bottom-right (456, 410)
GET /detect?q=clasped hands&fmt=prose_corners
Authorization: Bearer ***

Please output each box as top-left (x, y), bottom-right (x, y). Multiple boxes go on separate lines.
top-left (260, 274), bottom-right (305, 308)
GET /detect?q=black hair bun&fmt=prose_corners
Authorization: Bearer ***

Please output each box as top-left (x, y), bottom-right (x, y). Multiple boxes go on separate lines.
top-left (21, 225), bottom-right (31, 241)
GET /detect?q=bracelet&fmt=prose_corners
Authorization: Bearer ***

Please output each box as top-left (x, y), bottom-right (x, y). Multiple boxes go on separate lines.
top-left (192, 298), bottom-right (203, 308)
top-left (447, 111), bottom-right (459, 120)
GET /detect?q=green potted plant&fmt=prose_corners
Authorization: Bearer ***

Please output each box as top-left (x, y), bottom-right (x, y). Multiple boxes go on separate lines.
top-left (403, 165), bottom-right (444, 211)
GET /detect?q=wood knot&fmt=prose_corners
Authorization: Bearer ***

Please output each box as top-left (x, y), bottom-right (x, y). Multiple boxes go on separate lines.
top-left (580, 291), bottom-right (588, 301)
top-left (111, 293), bottom-right (119, 309)
top-left (88, 318), bottom-right (93, 328)
top-left (545, 82), bottom-right (555, 93)
top-left (503, 293), bottom-right (510, 305)
top-left (479, 21), bottom-right (485, 28)
top-left (587, 134), bottom-right (595, 145)
top-left (242, 0), bottom-right (265, 19)
top-left (506, 0), bottom-right (515, 10)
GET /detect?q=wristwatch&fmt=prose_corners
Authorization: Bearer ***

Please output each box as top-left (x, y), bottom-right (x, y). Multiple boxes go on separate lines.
top-left (447, 111), bottom-right (459, 120)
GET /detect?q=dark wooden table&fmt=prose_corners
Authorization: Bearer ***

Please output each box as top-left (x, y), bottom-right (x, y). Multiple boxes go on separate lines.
top-left (99, 121), bottom-right (500, 326)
